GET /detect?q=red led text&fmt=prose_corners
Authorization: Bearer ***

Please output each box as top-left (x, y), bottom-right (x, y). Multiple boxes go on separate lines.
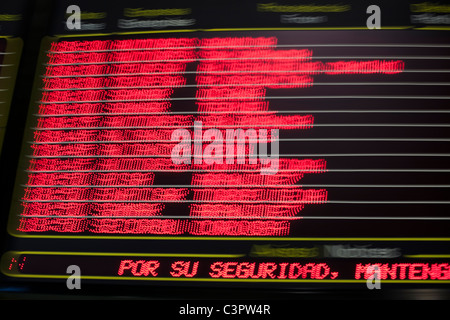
top-left (117, 259), bottom-right (160, 277)
top-left (355, 263), bottom-right (450, 280)
top-left (209, 261), bottom-right (339, 279)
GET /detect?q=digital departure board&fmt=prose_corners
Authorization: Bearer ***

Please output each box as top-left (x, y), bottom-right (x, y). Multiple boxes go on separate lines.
top-left (0, 0), bottom-right (449, 299)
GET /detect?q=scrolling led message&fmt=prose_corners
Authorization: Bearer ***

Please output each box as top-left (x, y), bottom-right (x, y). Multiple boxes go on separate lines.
top-left (17, 36), bottom-right (406, 236)
top-left (3, 252), bottom-right (450, 282)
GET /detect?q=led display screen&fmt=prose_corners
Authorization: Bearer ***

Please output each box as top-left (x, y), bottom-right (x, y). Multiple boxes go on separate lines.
top-left (1, 30), bottom-right (449, 289)
top-left (0, 0), bottom-right (449, 296)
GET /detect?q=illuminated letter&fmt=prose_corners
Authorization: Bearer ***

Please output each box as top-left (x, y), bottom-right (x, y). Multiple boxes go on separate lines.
top-left (302, 263), bottom-right (316, 279)
top-left (314, 263), bottom-right (330, 279)
top-left (209, 261), bottom-right (224, 278)
top-left (118, 260), bottom-right (134, 275)
top-left (288, 263), bottom-right (302, 279)
top-left (170, 260), bottom-right (199, 277)
top-left (366, 5), bottom-right (381, 30)
top-left (131, 260), bottom-right (160, 276)
top-left (355, 263), bottom-right (369, 279)
top-left (278, 263), bottom-right (289, 279)
top-left (66, 5), bottom-right (81, 30)
top-left (236, 262), bottom-right (255, 279)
